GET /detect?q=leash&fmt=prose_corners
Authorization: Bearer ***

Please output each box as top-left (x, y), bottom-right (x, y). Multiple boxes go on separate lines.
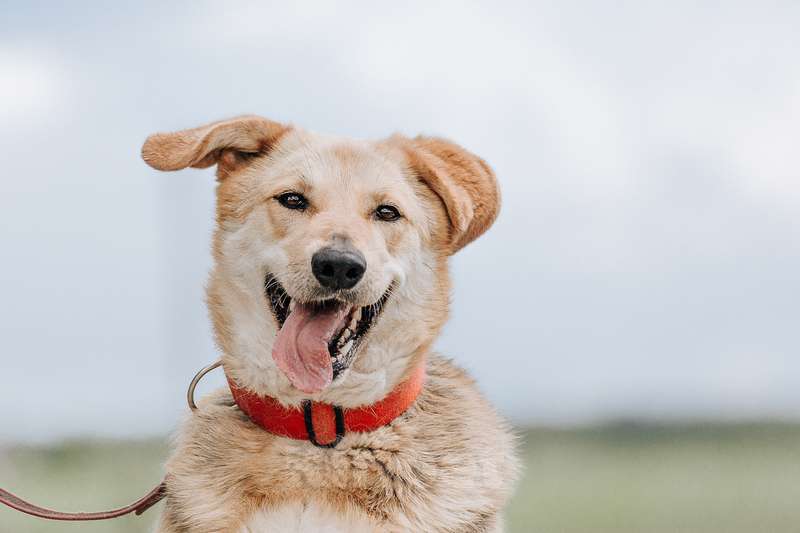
top-left (1, 359), bottom-right (225, 521)
top-left (0, 379), bottom-right (189, 523)
top-left (0, 359), bottom-right (222, 522)
top-left (0, 482), bottom-right (166, 521)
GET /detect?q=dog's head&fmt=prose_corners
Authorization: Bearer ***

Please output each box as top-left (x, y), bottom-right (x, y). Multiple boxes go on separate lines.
top-left (142, 116), bottom-right (499, 406)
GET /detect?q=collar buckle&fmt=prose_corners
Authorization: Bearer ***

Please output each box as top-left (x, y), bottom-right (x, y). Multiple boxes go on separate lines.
top-left (302, 400), bottom-right (345, 448)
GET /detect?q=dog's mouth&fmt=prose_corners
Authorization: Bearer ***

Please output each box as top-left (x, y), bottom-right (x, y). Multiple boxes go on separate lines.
top-left (265, 275), bottom-right (391, 394)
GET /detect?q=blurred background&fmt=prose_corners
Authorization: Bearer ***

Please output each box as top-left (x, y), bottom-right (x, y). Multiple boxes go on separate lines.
top-left (1, 1), bottom-right (798, 532)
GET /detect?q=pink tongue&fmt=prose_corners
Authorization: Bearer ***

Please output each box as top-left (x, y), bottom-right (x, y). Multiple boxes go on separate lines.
top-left (272, 302), bottom-right (352, 394)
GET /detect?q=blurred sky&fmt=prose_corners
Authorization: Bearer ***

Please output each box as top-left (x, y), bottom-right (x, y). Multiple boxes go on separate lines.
top-left (1, 1), bottom-right (798, 443)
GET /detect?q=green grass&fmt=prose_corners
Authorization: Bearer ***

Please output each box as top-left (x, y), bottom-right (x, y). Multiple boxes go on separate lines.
top-left (509, 423), bottom-right (800, 533)
top-left (1, 439), bottom-right (168, 532)
top-left (2, 424), bottom-right (799, 532)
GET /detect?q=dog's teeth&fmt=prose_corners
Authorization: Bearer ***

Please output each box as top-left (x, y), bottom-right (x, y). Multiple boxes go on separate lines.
top-left (289, 300), bottom-right (296, 312)
top-left (340, 339), bottom-right (353, 354)
top-left (353, 308), bottom-right (362, 322)
top-left (335, 326), bottom-right (359, 350)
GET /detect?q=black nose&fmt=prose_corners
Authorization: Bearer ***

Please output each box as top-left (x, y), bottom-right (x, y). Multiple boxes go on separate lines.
top-left (311, 246), bottom-right (366, 290)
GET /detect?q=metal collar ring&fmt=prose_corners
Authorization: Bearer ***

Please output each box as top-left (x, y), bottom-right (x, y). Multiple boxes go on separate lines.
top-left (187, 359), bottom-right (222, 410)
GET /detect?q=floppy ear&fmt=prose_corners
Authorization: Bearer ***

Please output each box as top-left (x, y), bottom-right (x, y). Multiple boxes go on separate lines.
top-left (400, 136), bottom-right (500, 254)
top-left (141, 115), bottom-right (290, 178)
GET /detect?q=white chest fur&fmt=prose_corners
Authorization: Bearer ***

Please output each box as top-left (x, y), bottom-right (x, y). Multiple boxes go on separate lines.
top-left (238, 501), bottom-right (380, 533)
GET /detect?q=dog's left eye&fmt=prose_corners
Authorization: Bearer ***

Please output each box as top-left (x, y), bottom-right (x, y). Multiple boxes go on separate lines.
top-left (375, 205), bottom-right (402, 222)
top-left (276, 192), bottom-right (308, 210)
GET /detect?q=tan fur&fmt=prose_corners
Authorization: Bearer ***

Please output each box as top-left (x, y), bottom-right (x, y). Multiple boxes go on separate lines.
top-left (142, 116), bottom-right (518, 532)
top-left (141, 115), bottom-right (290, 178)
top-left (394, 136), bottom-right (501, 254)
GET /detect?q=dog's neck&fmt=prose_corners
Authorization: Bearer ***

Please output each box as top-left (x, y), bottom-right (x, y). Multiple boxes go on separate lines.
top-left (225, 355), bottom-right (427, 447)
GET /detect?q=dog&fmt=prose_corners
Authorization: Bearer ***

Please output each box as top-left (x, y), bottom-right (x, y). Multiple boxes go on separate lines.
top-left (141, 116), bottom-right (519, 532)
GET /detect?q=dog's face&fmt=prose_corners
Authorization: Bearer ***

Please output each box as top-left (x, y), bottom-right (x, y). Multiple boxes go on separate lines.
top-left (142, 116), bottom-right (499, 406)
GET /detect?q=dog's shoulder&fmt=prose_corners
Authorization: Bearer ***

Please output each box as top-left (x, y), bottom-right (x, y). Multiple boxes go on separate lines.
top-left (332, 354), bottom-right (519, 531)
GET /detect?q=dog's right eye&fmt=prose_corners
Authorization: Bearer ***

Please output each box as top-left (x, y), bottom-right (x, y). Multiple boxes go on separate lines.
top-left (276, 192), bottom-right (308, 210)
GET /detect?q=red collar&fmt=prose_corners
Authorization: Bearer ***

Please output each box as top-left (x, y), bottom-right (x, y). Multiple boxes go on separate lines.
top-left (226, 362), bottom-right (425, 448)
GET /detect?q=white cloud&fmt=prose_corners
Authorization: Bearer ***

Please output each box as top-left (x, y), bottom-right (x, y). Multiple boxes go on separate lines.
top-left (0, 49), bottom-right (63, 124)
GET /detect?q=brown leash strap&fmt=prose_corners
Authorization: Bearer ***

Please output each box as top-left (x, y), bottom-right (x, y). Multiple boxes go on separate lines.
top-left (0, 479), bottom-right (166, 521)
